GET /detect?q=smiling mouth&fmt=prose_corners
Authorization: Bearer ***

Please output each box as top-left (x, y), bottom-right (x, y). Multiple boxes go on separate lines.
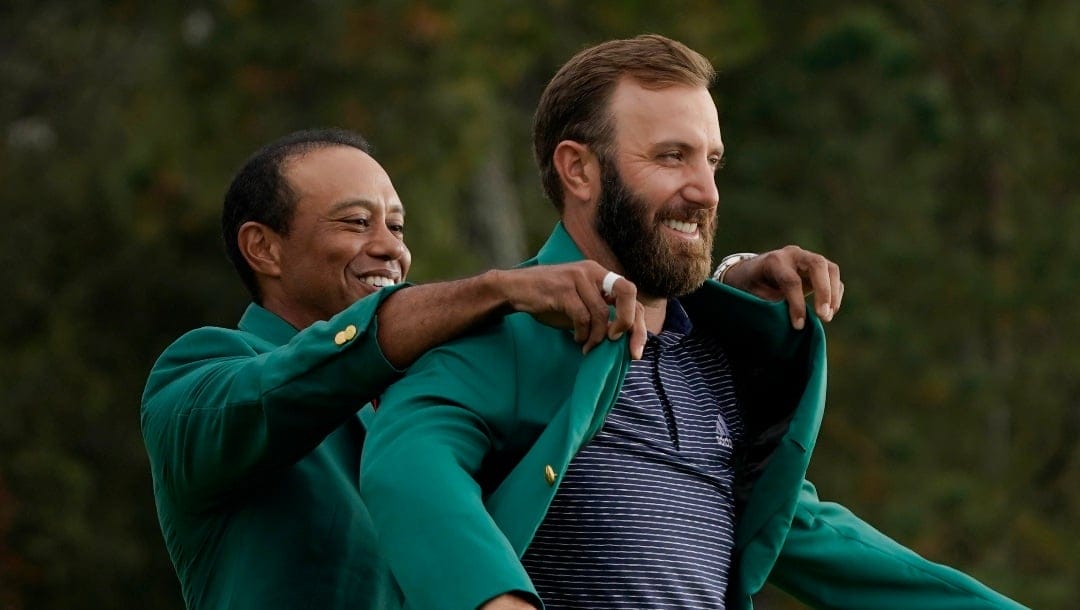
top-left (662, 219), bottom-right (699, 235)
top-left (359, 275), bottom-right (398, 288)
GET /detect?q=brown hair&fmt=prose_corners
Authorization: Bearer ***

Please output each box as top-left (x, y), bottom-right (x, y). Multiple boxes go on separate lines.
top-left (532, 34), bottom-right (715, 209)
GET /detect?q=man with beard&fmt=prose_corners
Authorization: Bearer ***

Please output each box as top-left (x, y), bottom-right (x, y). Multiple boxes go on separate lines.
top-left (143, 127), bottom-right (838, 610)
top-left (359, 35), bottom-right (1025, 610)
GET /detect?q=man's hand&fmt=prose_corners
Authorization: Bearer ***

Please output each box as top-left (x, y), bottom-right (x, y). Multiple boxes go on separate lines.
top-left (493, 261), bottom-right (647, 359)
top-left (719, 246), bottom-right (843, 330)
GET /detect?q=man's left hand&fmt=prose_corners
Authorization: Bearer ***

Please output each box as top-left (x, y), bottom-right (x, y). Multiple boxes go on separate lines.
top-left (718, 246), bottom-right (843, 330)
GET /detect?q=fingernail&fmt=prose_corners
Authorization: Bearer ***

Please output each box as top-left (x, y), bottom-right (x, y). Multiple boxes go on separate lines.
top-left (610, 330), bottom-right (624, 341)
top-left (794, 317), bottom-right (805, 330)
top-left (822, 305), bottom-right (833, 320)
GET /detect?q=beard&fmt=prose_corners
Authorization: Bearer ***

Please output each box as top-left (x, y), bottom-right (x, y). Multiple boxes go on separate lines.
top-left (595, 157), bottom-right (715, 298)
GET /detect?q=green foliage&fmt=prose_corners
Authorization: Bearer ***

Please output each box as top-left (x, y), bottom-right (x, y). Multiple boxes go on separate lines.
top-left (1, 1), bottom-right (1075, 608)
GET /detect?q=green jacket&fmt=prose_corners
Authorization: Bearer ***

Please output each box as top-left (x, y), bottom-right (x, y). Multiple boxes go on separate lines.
top-left (361, 224), bottom-right (1023, 610)
top-left (141, 285), bottom-right (407, 609)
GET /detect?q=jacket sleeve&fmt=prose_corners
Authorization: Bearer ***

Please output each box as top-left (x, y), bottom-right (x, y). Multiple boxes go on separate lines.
top-left (360, 322), bottom-right (542, 610)
top-left (768, 480), bottom-right (1028, 609)
top-left (141, 286), bottom-right (405, 512)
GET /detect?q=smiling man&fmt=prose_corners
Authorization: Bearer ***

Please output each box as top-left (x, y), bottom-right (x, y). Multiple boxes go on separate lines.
top-left (359, 36), bottom-right (1026, 610)
top-left (141, 129), bottom-right (657, 610)
top-left (142, 125), bottom-right (847, 609)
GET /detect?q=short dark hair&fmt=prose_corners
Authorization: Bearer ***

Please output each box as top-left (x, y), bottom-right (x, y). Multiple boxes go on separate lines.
top-left (221, 128), bottom-right (373, 302)
top-left (533, 34), bottom-right (715, 209)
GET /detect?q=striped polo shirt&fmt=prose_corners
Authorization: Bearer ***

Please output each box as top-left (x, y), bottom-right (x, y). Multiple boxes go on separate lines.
top-left (522, 299), bottom-right (744, 609)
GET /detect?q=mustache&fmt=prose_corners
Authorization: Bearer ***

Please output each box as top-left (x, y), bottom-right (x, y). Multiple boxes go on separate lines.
top-left (666, 206), bottom-right (715, 227)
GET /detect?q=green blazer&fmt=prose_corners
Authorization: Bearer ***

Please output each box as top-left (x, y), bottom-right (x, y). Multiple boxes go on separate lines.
top-left (361, 224), bottom-right (1023, 610)
top-left (141, 286), bottom-right (407, 609)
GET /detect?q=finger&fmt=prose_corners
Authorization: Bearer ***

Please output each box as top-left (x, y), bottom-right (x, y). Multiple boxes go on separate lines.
top-left (607, 276), bottom-right (637, 341)
top-left (803, 256), bottom-right (834, 322)
top-left (628, 302), bottom-right (647, 360)
top-left (579, 277), bottom-right (611, 355)
top-left (776, 270), bottom-right (808, 330)
top-left (565, 296), bottom-right (592, 346)
top-left (829, 262), bottom-right (843, 315)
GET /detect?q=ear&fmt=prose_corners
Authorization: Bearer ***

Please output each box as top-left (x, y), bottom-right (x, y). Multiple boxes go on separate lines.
top-left (237, 221), bottom-right (283, 280)
top-left (553, 140), bottom-right (601, 205)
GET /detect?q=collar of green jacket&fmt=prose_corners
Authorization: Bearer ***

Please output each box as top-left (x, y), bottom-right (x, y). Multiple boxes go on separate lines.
top-left (527, 222), bottom-right (815, 357)
top-left (238, 303), bottom-right (300, 345)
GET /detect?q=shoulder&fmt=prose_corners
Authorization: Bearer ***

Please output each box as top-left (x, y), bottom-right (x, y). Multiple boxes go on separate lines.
top-left (143, 325), bottom-right (265, 402)
top-left (381, 312), bottom-right (580, 407)
top-left (155, 325), bottom-right (266, 367)
top-left (411, 312), bottom-right (576, 371)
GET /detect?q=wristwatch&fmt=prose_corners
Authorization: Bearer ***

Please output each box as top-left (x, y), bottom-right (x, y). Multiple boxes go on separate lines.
top-left (712, 252), bottom-right (758, 284)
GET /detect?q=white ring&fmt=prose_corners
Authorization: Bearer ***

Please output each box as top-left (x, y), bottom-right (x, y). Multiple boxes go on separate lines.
top-left (601, 271), bottom-right (622, 297)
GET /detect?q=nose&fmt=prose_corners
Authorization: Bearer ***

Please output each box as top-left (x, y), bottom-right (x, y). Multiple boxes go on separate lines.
top-left (684, 159), bottom-right (719, 209)
top-left (365, 224), bottom-right (408, 262)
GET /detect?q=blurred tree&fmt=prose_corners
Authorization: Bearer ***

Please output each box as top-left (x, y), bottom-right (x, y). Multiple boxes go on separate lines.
top-left (715, 2), bottom-right (1078, 606)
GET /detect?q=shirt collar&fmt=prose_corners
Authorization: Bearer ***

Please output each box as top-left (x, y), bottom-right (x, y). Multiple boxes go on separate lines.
top-left (237, 303), bottom-right (299, 346)
top-left (663, 298), bottom-right (693, 335)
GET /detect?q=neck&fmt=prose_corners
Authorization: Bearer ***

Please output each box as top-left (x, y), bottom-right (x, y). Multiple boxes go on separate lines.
top-left (640, 294), bottom-right (668, 334)
top-left (562, 214), bottom-right (623, 274)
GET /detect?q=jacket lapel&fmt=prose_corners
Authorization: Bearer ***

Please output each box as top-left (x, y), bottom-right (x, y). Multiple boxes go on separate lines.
top-left (490, 224), bottom-right (830, 587)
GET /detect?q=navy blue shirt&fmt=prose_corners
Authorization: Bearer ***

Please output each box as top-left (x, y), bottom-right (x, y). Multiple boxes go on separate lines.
top-left (522, 299), bottom-right (744, 609)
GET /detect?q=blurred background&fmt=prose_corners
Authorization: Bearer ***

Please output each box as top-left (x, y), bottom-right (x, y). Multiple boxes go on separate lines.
top-left (1, 1), bottom-right (1077, 608)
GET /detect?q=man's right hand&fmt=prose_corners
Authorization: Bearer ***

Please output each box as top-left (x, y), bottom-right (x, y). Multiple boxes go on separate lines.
top-left (492, 261), bottom-right (646, 360)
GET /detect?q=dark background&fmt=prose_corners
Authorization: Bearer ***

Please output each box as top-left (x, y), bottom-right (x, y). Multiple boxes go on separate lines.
top-left (1, 1), bottom-right (1076, 608)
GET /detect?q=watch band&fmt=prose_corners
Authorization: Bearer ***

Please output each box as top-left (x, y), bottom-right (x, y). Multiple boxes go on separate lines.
top-left (712, 252), bottom-right (758, 284)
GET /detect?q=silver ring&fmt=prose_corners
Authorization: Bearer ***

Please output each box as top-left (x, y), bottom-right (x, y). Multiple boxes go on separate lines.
top-left (602, 271), bottom-right (622, 297)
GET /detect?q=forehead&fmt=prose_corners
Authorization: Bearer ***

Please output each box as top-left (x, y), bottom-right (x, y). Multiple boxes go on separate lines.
top-left (608, 78), bottom-right (723, 152)
top-left (284, 145), bottom-right (404, 215)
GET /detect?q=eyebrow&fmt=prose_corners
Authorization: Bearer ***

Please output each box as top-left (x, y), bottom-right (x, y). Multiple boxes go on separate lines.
top-left (328, 199), bottom-right (405, 216)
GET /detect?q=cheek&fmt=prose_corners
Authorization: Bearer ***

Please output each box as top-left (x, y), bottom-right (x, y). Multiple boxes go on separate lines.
top-left (634, 176), bottom-right (682, 208)
top-left (400, 246), bottom-right (413, 278)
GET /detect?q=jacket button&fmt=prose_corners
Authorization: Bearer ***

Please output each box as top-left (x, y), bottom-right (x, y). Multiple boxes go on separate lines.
top-left (544, 465), bottom-right (557, 486)
top-left (334, 324), bottom-right (358, 346)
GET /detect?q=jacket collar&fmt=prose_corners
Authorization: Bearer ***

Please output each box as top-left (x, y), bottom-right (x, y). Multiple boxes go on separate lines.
top-left (531, 222), bottom-right (588, 266)
top-left (237, 303), bottom-right (299, 346)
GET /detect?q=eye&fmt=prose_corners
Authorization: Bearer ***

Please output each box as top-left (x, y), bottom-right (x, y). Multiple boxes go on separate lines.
top-left (709, 155), bottom-right (726, 170)
top-left (660, 150), bottom-right (684, 162)
top-left (388, 222), bottom-right (405, 235)
top-left (343, 217), bottom-right (370, 228)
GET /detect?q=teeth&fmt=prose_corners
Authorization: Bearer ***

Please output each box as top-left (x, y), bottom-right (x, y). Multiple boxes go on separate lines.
top-left (362, 276), bottom-right (396, 287)
top-left (662, 219), bottom-right (698, 234)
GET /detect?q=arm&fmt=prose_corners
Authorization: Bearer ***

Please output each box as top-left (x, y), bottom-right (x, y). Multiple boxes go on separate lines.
top-left (143, 262), bottom-right (642, 512)
top-left (360, 328), bottom-right (542, 610)
top-left (377, 260), bottom-right (646, 366)
top-left (717, 246), bottom-right (844, 330)
top-left (141, 285), bottom-right (406, 511)
top-left (769, 481), bottom-right (1028, 609)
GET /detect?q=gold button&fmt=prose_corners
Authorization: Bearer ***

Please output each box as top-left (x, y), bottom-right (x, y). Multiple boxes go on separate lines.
top-left (334, 324), bottom-right (358, 346)
top-left (544, 465), bottom-right (557, 486)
